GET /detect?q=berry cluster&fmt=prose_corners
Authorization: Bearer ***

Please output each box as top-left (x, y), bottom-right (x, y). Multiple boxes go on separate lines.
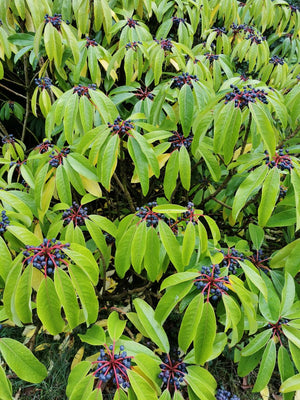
top-left (231, 23), bottom-right (255, 35)
top-left (134, 87), bottom-right (154, 100)
top-left (246, 33), bottom-right (266, 44)
top-left (108, 117), bottom-right (134, 137)
top-left (264, 149), bottom-right (293, 171)
top-left (170, 72), bottom-right (198, 89)
top-left (168, 131), bottom-right (193, 149)
top-left (85, 36), bottom-right (98, 47)
top-left (247, 249), bottom-right (269, 273)
top-left (23, 238), bottom-right (70, 276)
top-left (10, 159), bottom-right (26, 168)
top-left (172, 16), bottom-right (186, 25)
top-left (35, 77), bottom-right (52, 90)
top-left (267, 318), bottom-right (289, 345)
top-left (270, 55), bottom-right (284, 65)
top-left (49, 148), bottom-right (70, 168)
top-left (125, 41), bottom-right (142, 51)
top-left (93, 344), bottom-right (133, 389)
top-left (194, 264), bottom-right (229, 301)
top-left (62, 202), bottom-right (89, 226)
top-left (0, 20), bottom-right (2, 26)
top-left (36, 140), bottom-right (53, 154)
top-left (126, 18), bottom-right (139, 28)
top-left (0, 211), bottom-right (9, 235)
top-left (104, 232), bottom-right (115, 245)
top-left (44, 13), bottom-right (62, 29)
top-left (73, 84), bottom-right (97, 98)
top-left (182, 202), bottom-right (199, 224)
top-left (279, 185), bottom-right (288, 200)
top-left (224, 85), bottom-right (268, 109)
top-left (204, 53), bottom-right (219, 63)
top-left (216, 388), bottom-right (240, 400)
top-left (158, 353), bottom-right (188, 391)
top-left (240, 73), bottom-right (249, 81)
top-left (290, 4), bottom-right (299, 14)
top-left (136, 202), bottom-right (165, 228)
top-left (220, 247), bottom-right (244, 275)
top-left (2, 134), bottom-right (15, 145)
top-left (154, 38), bottom-right (173, 51)
top-left (213, 26), bottom-right (227, 36)
top-left (8, 101), bottom-right (14, 110)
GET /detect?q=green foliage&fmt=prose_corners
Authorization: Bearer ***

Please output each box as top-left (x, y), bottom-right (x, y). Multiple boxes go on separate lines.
top-left (0, 0), bottom-right (299, 399)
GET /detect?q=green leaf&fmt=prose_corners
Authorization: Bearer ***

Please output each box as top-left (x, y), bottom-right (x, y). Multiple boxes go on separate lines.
top-left (64, 244), bottom-right (99, 285)
top-left (155, 281), bottom-right (194, 324)
top-left (144, 226), bottom-right (161, 281)
top-left (54, 268), bottom-right (80, 330)
top-left (14, 264), bottom-right (33, 323)
top-left (0, 338), bottom-right (47, 383)
top-left (78, 324), bottom-right (106, 345)
top-left (100, 134), bottom-right (119, 191)
top-left (291, 168), bottom-right (300, 231)
top-left (68, 265), bottom-right (98, 326)
top-left (0, 236), bottom-right (12, 281)
top-left (280, 273), bottom-right (295, 317)
top-left (67, 153), bottom-right (99, 182)
top-left (222, 294), bottom-right (241, 332)
top-left (280, 374), bottom-right (300, 393)
top-left (258, 167), bottom-right (280, 227)
top-left (278, 346), bottom-right (295, 400)
top-left (179, 145), bottom-right (191, 191)
top-left (242, 329), bottom-right (272, 357)
top-left (179, 84), bottom-right (194, 137)
top-left (127, 369), bottom-right (159, 400)
top-left (64, 94), bottom-right (79, 144)
top-left (107, 311), bottom-right (126, 341)
top-left (282, 325), bottom-right (300, 348)
top-left (178, 293), bottom-right (204, 352)
top-left (196, 145), bottom-right (221, 182)
top-left (248, 223), bottom-right (264, 250)
top-left (66, 361), bottom-right (91, 398)
top-left (232, 165), bottom-right (268, 221)
top-left (253, 339), bottom-right (276, 392)
top-left (56, 164), bottom-right (72, 205)
top-left (128, 136), bottom-right (150, 195)
top-left (133, 299), bottom-right (169, 353)
top-left (185, 365), bottom-right (216, 400)
top-left (249, 102), bottom-right (276, 157)
top-left (163, 150), bottom-right (179, 200)
top-left (238, 348), bottom-right (265, 377)
top-left (182, 222), bottom-right (196, 266)
top-left (158, 220), bottom-right (183, 272)
top-left (160, 272), bottom-right (199, 291)
top-left (36, 277), bottom-right (65, 335)
top-left (0, 364), bottom-right (12, 400)
top-left (115, 225), bottom-right (136, 278)
top-left (238, 260), bottom-right (268, 300)
top-left (194, 302), bottom-right (216, 365)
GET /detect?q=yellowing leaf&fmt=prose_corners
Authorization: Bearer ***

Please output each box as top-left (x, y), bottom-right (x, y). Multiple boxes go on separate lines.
top-left (35, 343), bottom-right (51, 351)
top-left (80, 175), bottom-right (102, 197)
top-left (85, 352), bottom-right (100, 362)
top-left (260, 386), bottom-right (269, 399)
top-left (71, 346), bottom-right (85, 370)
top-left (31, 267), bottom-right (44, 292)
top-left (233, 143), bottom-right (252, 160)
top-left (22, 325), bottom-right (36, 338)
top-left (169, 58), bottom-right (180, 71)
top-left (295, 391), bottom-right (300, 400)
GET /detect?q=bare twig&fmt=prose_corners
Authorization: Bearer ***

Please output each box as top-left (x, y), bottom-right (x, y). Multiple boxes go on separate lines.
top-left (113, 172), bottom-right (136, 213)
top-left (211, 197), bottom-right (232, 210)
top-left (0, 83), bottom-right (27, 100)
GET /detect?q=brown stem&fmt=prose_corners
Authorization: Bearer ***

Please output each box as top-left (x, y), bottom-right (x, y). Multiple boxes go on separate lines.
top-left (0, 83), bottom-right (27, 100)
top-left (278, 124), bottom-right (300, 148)
top-left (27, 320), bottom-right (42, 351)
top-left (21, 55), bottom-right (30, 142)
top-left (211, 197), bottom-right (232, 210)
top-left (113, 172), bottom-right (135, 213)
top-left (204, 172), bottom-right (233, 202)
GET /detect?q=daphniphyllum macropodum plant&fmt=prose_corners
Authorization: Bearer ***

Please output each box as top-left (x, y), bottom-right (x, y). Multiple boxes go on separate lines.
top-left (0, 0), bottom-right (300, 399)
